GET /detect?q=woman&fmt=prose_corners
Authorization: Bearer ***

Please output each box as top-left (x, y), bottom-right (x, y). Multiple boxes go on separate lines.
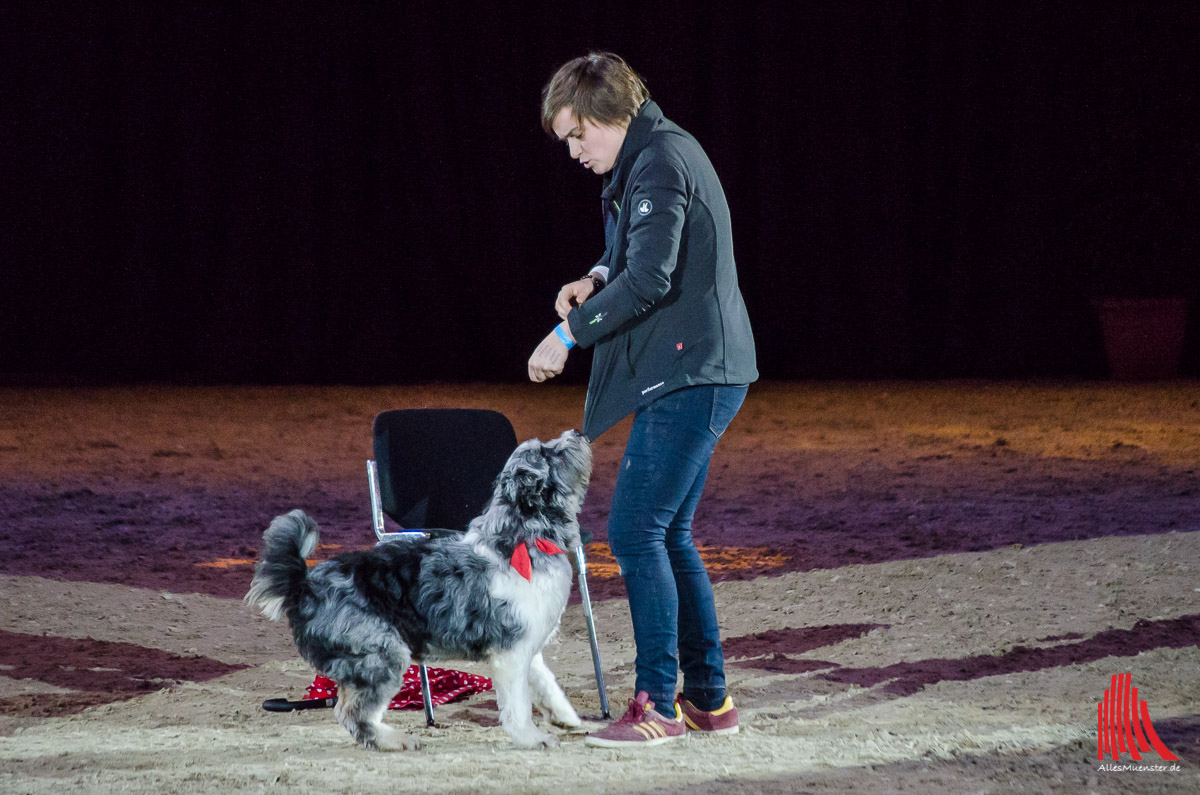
top-left (528, 52), bottom-right (757, 748)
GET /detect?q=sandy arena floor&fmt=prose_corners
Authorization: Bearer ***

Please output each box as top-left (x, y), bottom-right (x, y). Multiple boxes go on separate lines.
top-left (0, 381), bottom-right (1197, 793)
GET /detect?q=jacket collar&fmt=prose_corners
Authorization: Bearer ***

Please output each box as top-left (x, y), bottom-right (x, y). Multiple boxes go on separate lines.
top-left (601, 99), bottom-right (662, 201)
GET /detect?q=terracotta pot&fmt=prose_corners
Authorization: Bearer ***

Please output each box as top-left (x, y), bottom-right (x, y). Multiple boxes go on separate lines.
top-left (1092, 297), bottom-right (1192, 380)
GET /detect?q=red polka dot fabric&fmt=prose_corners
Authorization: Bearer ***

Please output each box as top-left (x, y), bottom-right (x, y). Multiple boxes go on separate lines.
top-left (304, 667), bottom-right (493, 709)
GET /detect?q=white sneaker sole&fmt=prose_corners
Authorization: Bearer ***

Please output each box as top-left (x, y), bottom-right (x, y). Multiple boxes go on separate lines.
top-left (584, 732), bottom-right (686, 748)
top-left (693, 725), bottom-right (739, 735)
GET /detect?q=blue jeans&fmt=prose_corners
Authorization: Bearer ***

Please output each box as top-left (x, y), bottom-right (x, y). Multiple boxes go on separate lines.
top-left (606, 383), bottom-right (748, 712)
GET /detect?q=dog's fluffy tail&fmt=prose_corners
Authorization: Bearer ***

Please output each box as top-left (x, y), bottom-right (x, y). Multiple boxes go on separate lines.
top-left (244, 509), bottom-right (320, 621)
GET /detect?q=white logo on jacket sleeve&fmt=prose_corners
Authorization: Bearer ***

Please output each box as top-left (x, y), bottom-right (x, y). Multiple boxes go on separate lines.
top-left (637, 199), bottom-right (653, 215)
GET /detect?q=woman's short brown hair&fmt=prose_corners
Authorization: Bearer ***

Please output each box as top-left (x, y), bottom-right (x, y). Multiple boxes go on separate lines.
top-left (541, 52), bottom-right (650, 136)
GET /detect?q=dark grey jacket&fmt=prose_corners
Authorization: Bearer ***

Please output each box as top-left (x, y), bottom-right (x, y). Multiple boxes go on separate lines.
top-left (566, 100), bottom-right (758, 440)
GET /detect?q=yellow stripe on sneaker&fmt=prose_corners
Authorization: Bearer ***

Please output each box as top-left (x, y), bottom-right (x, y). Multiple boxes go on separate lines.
top-left (633, 724), bottom-right (655, 739)
top-left (709, 696), bottom-right (735, 716)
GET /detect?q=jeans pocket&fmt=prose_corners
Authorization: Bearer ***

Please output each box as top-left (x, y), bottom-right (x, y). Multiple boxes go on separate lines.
top-left (707, 385), bottom-right (748, 440)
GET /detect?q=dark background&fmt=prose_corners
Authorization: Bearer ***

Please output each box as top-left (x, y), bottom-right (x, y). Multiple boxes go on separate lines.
top-left (3, 1), bottom-right (1198, 385)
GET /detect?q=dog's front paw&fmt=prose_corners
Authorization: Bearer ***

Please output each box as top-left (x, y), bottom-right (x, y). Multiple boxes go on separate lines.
top-left (376, 727), bottom-right (422, 751)
top-left (550, 708), bottom-right (582, 730)
top-left (512, 730), bottom-right (560, 750)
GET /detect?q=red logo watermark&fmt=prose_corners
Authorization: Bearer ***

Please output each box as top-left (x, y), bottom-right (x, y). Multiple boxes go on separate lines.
top-left (1097, 673), bottom-right (1178, 762)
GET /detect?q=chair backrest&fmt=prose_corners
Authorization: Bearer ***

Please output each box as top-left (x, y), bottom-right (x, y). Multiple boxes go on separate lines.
top-left (372, 408), bottom-right (518, 531)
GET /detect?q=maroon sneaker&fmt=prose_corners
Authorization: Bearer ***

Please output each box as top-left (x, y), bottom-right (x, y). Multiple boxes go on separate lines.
top-left (585, 692), bottom-right (686, 748)
top-left (676, 694), bottom-right (739, 734)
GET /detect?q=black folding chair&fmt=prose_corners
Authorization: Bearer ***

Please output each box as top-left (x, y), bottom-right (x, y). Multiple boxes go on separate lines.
top-left (367, 408), bottom-right (610, 724)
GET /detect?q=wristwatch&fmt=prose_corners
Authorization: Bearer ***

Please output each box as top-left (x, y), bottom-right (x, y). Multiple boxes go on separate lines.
top-left (569, 273), bottom-right (606, 309)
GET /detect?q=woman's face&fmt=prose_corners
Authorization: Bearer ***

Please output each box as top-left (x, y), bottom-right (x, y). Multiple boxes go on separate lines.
top-left (551, 107), bottom-right (628, 175)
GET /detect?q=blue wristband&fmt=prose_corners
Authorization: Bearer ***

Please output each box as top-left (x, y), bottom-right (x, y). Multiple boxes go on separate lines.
top-left (554, 324), bottom-right (575, 350)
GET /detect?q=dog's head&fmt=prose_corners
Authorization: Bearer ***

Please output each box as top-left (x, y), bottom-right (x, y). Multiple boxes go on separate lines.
top-left (496, 429), bottom-right (592, 521)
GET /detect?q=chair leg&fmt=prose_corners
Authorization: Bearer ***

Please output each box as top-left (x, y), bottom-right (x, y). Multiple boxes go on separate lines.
top-left (574, 544), bottom-right (610, 719)
top-left (367, 460), bottom-right (388, 541)
top-left (419, 663), bottom-right (435, 726)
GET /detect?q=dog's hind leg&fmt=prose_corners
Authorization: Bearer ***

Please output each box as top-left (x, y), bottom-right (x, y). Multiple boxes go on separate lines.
top-left (491, 647), bottom-right (559, 749)
top-left (334, 656), bottom-right (420, 752)
top-left (528, 651), bottom-right (581, 729)
top-left (336, 679), bottom-right (421, 751)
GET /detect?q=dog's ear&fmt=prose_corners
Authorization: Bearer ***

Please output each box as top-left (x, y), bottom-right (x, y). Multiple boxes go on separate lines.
top-left (500, 448), bottom-right (550, 510)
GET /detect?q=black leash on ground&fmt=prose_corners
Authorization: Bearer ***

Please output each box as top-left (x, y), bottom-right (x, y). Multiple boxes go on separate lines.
top-left (261, 697), bottom-right (335, 712)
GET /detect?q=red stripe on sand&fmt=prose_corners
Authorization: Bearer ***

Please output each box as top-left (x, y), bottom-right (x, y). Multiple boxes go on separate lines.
top-left (1139, 701), bottom-right (1180, 762)
top-left (1130, 686), bottom-right (1150, 754)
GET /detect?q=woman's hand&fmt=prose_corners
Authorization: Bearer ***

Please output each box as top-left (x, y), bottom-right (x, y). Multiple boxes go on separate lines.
top-left (528, 325), bottom-right (575, 382)
top-left (555, 278), bottom-right (597, 320)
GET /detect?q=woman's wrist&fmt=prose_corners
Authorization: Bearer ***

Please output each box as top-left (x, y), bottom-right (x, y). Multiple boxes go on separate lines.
top-left (553, 322), bottom-right (576, 349)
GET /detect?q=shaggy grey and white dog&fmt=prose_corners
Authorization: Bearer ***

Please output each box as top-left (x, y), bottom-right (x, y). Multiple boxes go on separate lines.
top-left (246, 430), bottom-right (591, 751)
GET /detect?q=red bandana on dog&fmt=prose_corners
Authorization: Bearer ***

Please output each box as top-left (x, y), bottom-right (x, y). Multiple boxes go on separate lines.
top-left (509, 538), bottom-right (567, 581)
